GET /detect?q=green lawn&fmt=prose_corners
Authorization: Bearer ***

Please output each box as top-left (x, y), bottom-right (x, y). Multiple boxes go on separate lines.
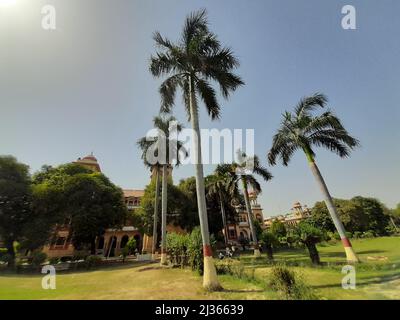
top-left (239, 236), bottom-right (400, 300)
top-left (0, 237), bottom-right (399, 300)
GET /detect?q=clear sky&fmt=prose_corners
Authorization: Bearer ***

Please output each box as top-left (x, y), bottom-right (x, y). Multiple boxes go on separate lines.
top-left (1, 0), bottom-right (399, 216)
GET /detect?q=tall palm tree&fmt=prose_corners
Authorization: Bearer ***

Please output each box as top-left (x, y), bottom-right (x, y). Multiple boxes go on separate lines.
top-left (268, 93), bottom-right (360, 263)
top-left (137, 149), bottom-right (161, 260)
top-left (206, 167), bottom-right (239, 246)
top-left (231, 152), bottom-right (273, 257)
top-left (149, 9), bottom-right (244, 290)
top-left (137, 115), bottom-right (184, 265)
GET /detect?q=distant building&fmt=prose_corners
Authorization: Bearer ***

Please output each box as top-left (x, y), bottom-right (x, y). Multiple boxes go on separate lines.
top-left (43, 154), bottom-right (144, 258)
top-left (264, 202), bottom-right (311, 228)
top-left (224, 191), bottom-right (265, 244)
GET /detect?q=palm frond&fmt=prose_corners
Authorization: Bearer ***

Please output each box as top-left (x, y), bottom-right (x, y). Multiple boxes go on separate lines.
top-left (196, 78), bottom-right (220, 119)
top-left (294, 93), bottom-right (327, 118)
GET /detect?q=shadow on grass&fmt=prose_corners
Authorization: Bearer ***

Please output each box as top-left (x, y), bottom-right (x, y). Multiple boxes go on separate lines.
top-left (310, 273), bottom-right (400, 289)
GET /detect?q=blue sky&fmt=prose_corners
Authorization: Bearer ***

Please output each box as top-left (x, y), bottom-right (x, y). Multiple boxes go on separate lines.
top-left (1, 0), bottom-right (399, 216)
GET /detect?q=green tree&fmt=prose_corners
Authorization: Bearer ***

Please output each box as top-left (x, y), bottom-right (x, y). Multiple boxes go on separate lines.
top-left (270, 220), bottom-right (287, 239)
top-left (206, 168), bottom-right (239, 245)
top-left (268, 93), bottom-right (360, 263)
top-left (260, 231), bottom-right (279, 261)
top-left (33, 163), bottom-right (127, 253)
top-left (290, 221), bottom-right (326, 265)
top-left (138, 115), bottom-right (185, 264)
top-left (311, 197), bottom-right (390, 236)
top-left (224, 153), bottom-right (272, 257)
top-left (0, 156), bottom-right (32, 267)
top-left (150, 9), bottom-right (244, 290)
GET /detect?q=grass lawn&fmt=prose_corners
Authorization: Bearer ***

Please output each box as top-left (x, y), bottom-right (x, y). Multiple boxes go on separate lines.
top-left (0, 237), bottom-right (399, 300)
top-left (240, 236), bottom-right (400, 300)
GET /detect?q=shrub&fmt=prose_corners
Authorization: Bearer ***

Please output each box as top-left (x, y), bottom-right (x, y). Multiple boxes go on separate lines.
top-left (214, 259), bottom-right (255, 281)
top-left (167, 232), bottom-right (189, 267)
top-left (353, 231), bottom-right (362, 239)
top-left (362, 230), bottom-right (375, 238)
top-left (32, 252), bottom-right (47, 266)
top-left (84, 255), bottom-right (102, 269)
top-left (120, 247), bottom-right (129, 262)
top-left (268, 265), bottom-right (317, 300)
top-left (126, 238), bottom-right (136, 254)
top-left (187, 228), bottom-right (203, 274)
top-left (72, 250), bottom-right (89, 261)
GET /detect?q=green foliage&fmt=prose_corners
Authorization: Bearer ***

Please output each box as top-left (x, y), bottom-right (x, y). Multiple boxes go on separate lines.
top-left (31, 252), bottom-right (47, 266)
top-left (215, 259), bottom-right (255, 281)
top-left (120, 247), bottom-right (129, 262)
top-left (32, 164), bottom-right (127, 251)
top-left (310, 197), bottom-right (390, 236)
top-left (268, 265), bottom-right (317, 300)
top-left (0, 156), bottom-right (32, 265)
top-left (84, 255), bottom-right (102, 269)
top-left (165, 227), bottom-right (216, 274)
top-left (126, 238), bottom-right (137, 254)
top-left (139, 179), bottom-right (198, 237)
top-left (270, 220), bottom-right (287, 239)
top-left (289, 221), bottom-right (326, 265)
top-left (268, 93), bottom-right (359, 167)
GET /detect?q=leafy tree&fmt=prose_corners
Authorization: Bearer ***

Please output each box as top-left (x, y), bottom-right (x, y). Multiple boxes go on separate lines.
top-left (138, 179), bottom-right (198, 240)
top-left (33, 164), bottom-right (127, 253)
top-left (218, 154), bottom-right (272, 257)
top-left (290, 221), bottom-right (326, 265)
top-left (137, 115), bottom-right (185, 264)
top-left (268, 93), bottom-right (360, 263)
top-left (150, 9), bottom-right (243, 290)
top-left (0, 156), bottom-right (32, 267)
top-left (65, 173), bottom-right (127, 252)
top-left (206, 170), bottom-right (239, 245)
top-left (270, 220), bottom-right (287, 239)
top-left (311, 197), bottom-right (390, 235)
top-left (260, 231), bottom-right (279, 261)
top-left (351, 196), bottom-right (390, 235)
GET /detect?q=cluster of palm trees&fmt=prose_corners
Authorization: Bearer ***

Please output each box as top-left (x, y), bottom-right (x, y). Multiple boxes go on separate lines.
top-left (138, 9), bottom-right (360, 290)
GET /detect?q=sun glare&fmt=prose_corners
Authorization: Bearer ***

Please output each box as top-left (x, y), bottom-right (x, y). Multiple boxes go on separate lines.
top-left (0, 0), bottom-right (16, 7)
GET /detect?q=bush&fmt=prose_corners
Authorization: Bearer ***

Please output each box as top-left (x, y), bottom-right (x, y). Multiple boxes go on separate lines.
top-left (84, 255), bottom-right (102, 269)
top-left (126, 238), bottom-right (136, 254)
top-left (362, 230), bottom-right (375, 238)
top-left (187, 228), bottom-right (203, 274)
top-left (268, 265), bottom-right (317, 300)
top-left (215, 259), bottom-right (255, 281)
top-left (353, 231), bottom-right (362, 239)
top-left (72, 250), bottom-right (89, 261)
top-left (32, 252), bottom-right (47, 266)
top-left (167, 232), bottom-right (189, 267)
top-left (120, 247), bottom-right (129, 262)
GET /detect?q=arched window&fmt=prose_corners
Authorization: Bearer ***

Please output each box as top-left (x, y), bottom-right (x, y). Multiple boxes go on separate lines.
top-left (120, 235), bottom-right (129, 248)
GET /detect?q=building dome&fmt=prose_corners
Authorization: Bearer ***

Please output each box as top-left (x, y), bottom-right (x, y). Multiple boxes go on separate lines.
top-left (82, 154), bottom-right (98, 162)
top-left (293, 201), bottom-right (301, 208)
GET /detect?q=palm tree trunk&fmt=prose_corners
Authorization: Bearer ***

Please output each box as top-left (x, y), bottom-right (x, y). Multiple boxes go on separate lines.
top-left (5, 239), bottom-right (15, 268)
top-left (308, 159), bottom-right (360, 263)
top-left (152, 166), bottom-right (160, 260)
top-left (241, 177), bottom-right (261, 257)
top-left (160, 164), bottom-right (168, 265)
top-left (188, 76), bottom-right (221, 290)
top-left (218, 191), bottom-right (229, 246)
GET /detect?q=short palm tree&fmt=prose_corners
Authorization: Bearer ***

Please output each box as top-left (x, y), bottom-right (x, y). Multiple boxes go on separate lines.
top-left (149, 9), bottom-right (244, 290)
top-left (206, 167), bottom-right (239, 246)
top-left (137, 115), bottom-right (185, 265)
top-left (268, 93), bottom-right (360, 263)
top-left (232, 152), bottom-right (273, 257)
